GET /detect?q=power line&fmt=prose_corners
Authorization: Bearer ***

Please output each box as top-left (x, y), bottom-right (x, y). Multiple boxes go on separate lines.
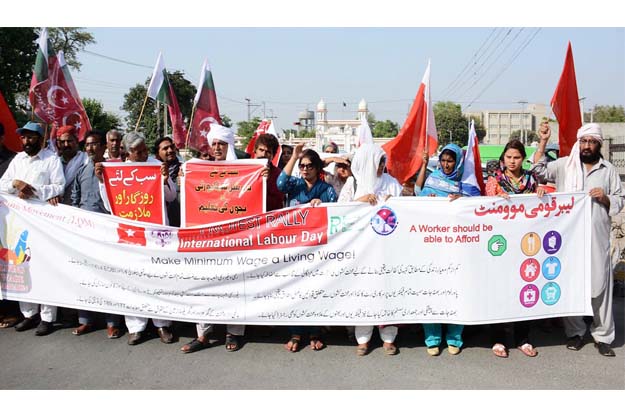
top-left (465, 28), bottom-right (542, 109)
top-left (440, 28), bottom-right (499, 98)
top-left (452, 28), bottom-right (524, 102)
top-left (83, 50), bottom-right (154, 69)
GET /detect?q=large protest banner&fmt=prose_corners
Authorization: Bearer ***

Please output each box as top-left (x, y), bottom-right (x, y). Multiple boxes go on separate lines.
top-left (0, 192), bottom-right (591, 324)
top-left (181, 159), bottom-right (266, 227)
top-left (101, 162), bottom-right (166, 225)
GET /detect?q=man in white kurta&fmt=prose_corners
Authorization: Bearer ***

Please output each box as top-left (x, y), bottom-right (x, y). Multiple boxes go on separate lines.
top-left (532, 122), bottom-right (624, 357)
top-left (0, 121), bottom-right (65, 335)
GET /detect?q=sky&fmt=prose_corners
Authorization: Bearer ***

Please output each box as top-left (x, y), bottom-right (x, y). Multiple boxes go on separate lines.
top-left (4, 1), bottom-right (625, 133)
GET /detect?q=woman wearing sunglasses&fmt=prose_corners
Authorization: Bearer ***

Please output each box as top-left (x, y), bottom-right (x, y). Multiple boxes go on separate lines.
top-left (276, 143), bottom-right (337, 352)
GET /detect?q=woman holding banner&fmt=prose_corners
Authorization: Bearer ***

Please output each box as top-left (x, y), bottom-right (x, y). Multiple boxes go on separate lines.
top-left (417, 143), bottom-right (480, 356)
top-left (339, 142), bottom-right (402, 355)
top-left (485, 139), bottom-right (544, 358)
top-left (277, 143), bottom-right (337, 351)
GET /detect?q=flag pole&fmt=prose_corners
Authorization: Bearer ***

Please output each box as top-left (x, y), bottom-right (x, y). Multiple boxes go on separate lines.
top-left (184, 103), bottom-right (197, 153)
top-left (135, 93), bottom-right (150, 132)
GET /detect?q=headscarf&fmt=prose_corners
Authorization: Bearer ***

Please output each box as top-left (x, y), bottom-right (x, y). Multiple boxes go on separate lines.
top-left (207, 123), bottom-right (237, 161)
top-left (563, 123), bottom-right (603, 191)
top-left (350, 143), bottom-right (386, 199)
top-left (420, 143), bottom-right (469, 197)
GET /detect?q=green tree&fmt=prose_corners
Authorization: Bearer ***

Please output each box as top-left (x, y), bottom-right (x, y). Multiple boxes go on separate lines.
top-left (236, 117), bottom-right (263, 149)
top-left (221, 114), bottom-right (232, 128)
top-left (434, 101), bottom-right (468, 146)
top-left (509, 129), bottom-right (538, 143)
top-left (122, 71), bottom-right (196, 151)
top-left (82, 98), bottom-right (121, 132)
top-left (46, 27), bottom-right (95, 71)
top-left (585, 105), bottom-right (625, 122)
top-left (0, 28), bottom-right (38, 124)
top-left (372, 120), bottom-right (399, 138)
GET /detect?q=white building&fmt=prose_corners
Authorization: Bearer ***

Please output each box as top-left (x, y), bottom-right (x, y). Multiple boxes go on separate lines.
top-left (315, 98), bottom-right (369, 152)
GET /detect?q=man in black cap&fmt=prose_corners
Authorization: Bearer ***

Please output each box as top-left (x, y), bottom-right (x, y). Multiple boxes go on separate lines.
top-left (0, 121), bottom-right (65, 335)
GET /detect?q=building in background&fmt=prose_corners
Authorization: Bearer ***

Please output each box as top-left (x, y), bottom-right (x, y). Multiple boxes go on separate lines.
top-left (465, 103), bottom-right (549, 144)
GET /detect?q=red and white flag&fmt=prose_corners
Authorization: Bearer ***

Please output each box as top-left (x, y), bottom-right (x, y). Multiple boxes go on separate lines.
top-left (382, 60), bottom-right (438, 184)
top-left (551, 42), bottom-right (582, 158)
top-left (188, 58), bottom-right (222, 153)
top-left (147, 52), bottom-right (186, 149)
top-left (246, 119), bottom-right (281, 167)
top-left (28, 28), bottom-right (91, 141)
top-left (0, 88), bottom-right (21, 153)
top-left (461, 120), bottom-right (485, 196)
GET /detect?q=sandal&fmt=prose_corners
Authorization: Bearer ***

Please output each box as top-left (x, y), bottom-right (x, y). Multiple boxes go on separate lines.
top-left (181, 337), bottom-right (210, 354)
top-left (518, 343), bottom-right (538, 357)
top-left (225, 334), bottom-right (241, 352)
top-left (383, 342), bottom-right (398, 356)
top-left (356, 343), bottom-right (369, 356)
top-left (309, 335), bottom-right (326, 351)
top-left (0, 315), bottom-right (22, 328)
top-left (284, 335), bottom-right (301, 352)
top-left (492, 343), bottom-right (509, 358)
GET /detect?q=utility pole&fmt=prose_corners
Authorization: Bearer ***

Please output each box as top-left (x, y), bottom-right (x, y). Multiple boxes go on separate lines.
top-left (448, 130), bottom-right (453, 144)
top-left (518, 100), bottom-right (528, 144)
top-left (245, 98), bottom-right (251, 121)
top-left (579, 96), bottom-right (586, 123)
top-left (262, 101), bottom-right (266, 119)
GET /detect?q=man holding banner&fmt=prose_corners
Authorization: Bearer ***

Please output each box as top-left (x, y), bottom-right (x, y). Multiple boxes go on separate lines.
top-left (181, 124), bottom-right (246, 353)
top-left (533, 122), bottom-right (624, 357)
top-left (0, 121), bottom-right (65, 336)
top-left (96, 131), bottom-right (176, 345)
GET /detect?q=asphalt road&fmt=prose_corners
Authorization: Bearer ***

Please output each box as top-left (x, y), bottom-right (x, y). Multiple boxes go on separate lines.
top-left (0, 297), bottom-right (623, 390)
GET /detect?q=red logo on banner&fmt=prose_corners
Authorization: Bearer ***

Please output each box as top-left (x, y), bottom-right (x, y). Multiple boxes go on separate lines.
top-left (102, 163), bottom-right (165, 225)
top-left (178, 206), bottom-right (328, 252)
top-left (117, 223), bottom-right (147, 246)
top-left (182, 160), bottom-right (266, 227)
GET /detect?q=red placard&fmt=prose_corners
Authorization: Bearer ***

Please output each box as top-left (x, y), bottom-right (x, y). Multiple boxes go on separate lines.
top-left (102, 162), bottom-right (166, 225)
top-left (181, 159), bottom-right (266, 227)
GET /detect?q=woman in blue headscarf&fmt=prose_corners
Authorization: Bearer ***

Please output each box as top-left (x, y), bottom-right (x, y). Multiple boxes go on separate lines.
top-left (416, 143), bottom-right (479, 356)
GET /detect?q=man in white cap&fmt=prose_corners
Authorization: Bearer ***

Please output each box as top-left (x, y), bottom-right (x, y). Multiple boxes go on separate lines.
top-left (180, 124), bottom-right (246, 354)
top-left (533, 122), bottom-right (624, 357)
top-left (0, 121), bottom-right (65, 336)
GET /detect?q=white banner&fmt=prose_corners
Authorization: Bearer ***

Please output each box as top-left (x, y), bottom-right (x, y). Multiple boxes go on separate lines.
top-left (0, 192), bottom-right (592, 325)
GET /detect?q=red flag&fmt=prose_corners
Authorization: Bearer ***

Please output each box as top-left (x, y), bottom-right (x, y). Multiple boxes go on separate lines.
top-left (245, 119), bottom-right (282, 167)
top-left (188, 59), bottom-right (222, 153)
top-left (28, 30), bottom-right (91, 142)
top-left (0, 89), bottom-right (21, 153)
top-left (551, 42), bottom-right (581, 158)
top-left (382, 61), bottom-right (438, 184)
top-left (47, 52), bottom-right (92, 141)
top-left (117, 223), bottom-right (147, 246)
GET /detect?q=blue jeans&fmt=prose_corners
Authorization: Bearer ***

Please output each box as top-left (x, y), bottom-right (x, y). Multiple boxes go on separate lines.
top-left (423, 323), bottom-right (463, 348)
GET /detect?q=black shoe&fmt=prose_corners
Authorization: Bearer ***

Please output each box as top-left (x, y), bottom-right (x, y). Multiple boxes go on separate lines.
top-left (595, 342), bottom-right (616, 357)
top-left (127, 331), bottom-right (144, 346)
top-left (35, 321), bottom-right (54, 336)
top-left (566, 335), bottom-right (584, 351)
top-left (156, 327), bottom-right (174, 344)
top-left (14, 316), bottom-right (39, 332)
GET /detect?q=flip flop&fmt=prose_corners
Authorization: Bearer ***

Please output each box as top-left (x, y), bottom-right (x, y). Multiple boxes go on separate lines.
top-left (0, 316), bottom-right (23, 328)
top-left (356, 343), bottom-right (369, 356)
top-left (284, 336), bottom-right (301, 352)
top-left (518, 343), bottom-right (538, 357)
top-left (181, 338), bottom-right (210, 354)
top-left (309, 336), bottom-right (325, 351)
top-left (383, 342), bottom-right (398, 356)
top-left (492, 343), bottom-right (509, 358)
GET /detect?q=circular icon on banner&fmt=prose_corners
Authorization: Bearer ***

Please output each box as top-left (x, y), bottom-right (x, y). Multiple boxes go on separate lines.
top-left (520, 258), bottom-right (540, 282)
top-left (541, 282), bottom-right (561, 306)
top-left (543, 230), bottom-right (562, 254)
top-left (521, 232), bottom-right (541, 256)
top-left (370, 206), bottom-right (398, 236)
top-left (520, 284), bottom-right (539, 308)
top-left (542, 256), bottom-right (561, 280)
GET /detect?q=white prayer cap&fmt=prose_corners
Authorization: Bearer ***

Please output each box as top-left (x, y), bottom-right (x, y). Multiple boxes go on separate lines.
top-left (206, 123), bottom-right (237, 161)
top-left (576, 123), bottom-right (603, 142)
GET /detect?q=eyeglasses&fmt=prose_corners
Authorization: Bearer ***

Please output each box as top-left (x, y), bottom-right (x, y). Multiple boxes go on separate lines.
top-left (299, 163), bottom-right (315, 170)
top-left (579, 138), bottom-right (600, 146)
